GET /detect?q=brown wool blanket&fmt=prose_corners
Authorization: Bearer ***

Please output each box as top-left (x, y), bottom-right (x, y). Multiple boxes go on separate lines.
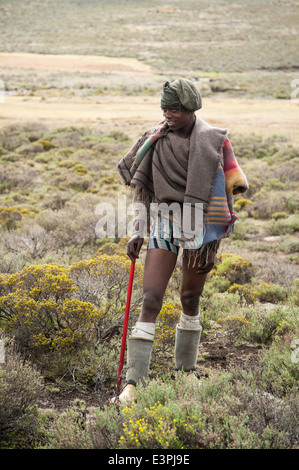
top-left (117, 118), bottom-right (229, 217)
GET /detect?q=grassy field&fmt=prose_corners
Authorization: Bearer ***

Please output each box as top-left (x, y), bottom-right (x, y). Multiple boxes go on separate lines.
top-left (1, 0), bottom-right (299, 99)
top-left (0, 0), bottom-right (298, 451)
top-left (1, 0), bottom-right (298, 73)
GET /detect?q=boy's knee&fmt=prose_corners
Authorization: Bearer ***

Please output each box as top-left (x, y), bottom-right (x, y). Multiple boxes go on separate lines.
top-left (180, 291), bottom-right (200, 315)
top-left (141, 291), bottom-right (163, 321)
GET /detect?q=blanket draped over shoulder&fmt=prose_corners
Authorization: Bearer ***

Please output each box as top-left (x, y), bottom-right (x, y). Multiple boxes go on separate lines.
top-left (117, 117), bottom-right (248, 238)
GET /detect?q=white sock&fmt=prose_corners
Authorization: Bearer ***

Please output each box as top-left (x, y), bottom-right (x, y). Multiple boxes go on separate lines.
top-left (179, 311), bottom-right (201, 330)
top-left (131, 322), bottom-right (156, 340)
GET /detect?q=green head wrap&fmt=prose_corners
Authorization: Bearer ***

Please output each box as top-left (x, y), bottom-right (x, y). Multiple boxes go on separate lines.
top-left (160, 78), bottom-right (202, 112)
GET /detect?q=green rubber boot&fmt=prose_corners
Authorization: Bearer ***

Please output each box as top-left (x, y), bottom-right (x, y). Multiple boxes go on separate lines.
top-left (126, 337), bottom-right (154, 385)
top-left (174, 324), bottom-right (202, 372)
top-left (111, 337), bottom-right (154, 405)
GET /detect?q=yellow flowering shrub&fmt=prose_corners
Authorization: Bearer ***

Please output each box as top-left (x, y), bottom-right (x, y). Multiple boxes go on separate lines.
top-left (0, 206), bottom-right (35, 230)
top-left (154, 302), bottom-right (181, 354)
top-left (217, 315), bottom-right (253, 340)
top-left (211, 253), bottom-right (254, 285)
top-left (118, 401), bottom-right (203, 449)
top-left (216, 314), bottom-right (253, 343)
top-left (229, 282), bottom-right (287, 304)
top-left (96, 237), bottom-right (131, 257)
top-left (69, 253), bottom-right (143, 341)
top-left (228, 283), bottom-right (259, 304)
top-left (235, 198), bottom-right (253, 211)
top-left (0, 249), bottom-right (144, 379)
top-left (0, 263), bottom-right (101, 354)
top-left (255, 282), bottom-right (287, 304)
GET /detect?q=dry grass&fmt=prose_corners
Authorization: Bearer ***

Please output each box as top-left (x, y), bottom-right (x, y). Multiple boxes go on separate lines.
top-left (1, 92), bottom-right (298, 145)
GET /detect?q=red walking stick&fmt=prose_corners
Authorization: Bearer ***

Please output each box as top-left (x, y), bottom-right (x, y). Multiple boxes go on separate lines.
top-left (116, 259), bottom-right (135, 396)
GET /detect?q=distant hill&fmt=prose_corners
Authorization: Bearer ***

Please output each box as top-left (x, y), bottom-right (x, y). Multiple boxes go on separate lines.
top-left (0, 0), bottom-right (298, 73)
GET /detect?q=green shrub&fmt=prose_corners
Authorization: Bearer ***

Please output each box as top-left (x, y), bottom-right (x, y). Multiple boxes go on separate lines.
top-left (266, 178), bottom-right (285, 190)
top-left (230, 219), bottom-right (259, 240)
top-left (69, 252), bottom-right (144, 336)
top-left (269, 214), bottom-right (299, 235)
top-left (37, 139), bottom-right (56, 151)
top-left (239, 305), bottom-right (297, 345)
top-left (200, 290), bottom-right (241, 322)
top-left (280, 236), bottom-right (299, 254)
top-left (51, 371), bottom-right (296, 449)
top-left (42, 406), bottom-right (92, 449)
top-left (217, 315), bottom-right (253, 342)
top-left (259, 336), bottom-right (299, 396)
top-left (0, 252), bottom-right (144, 380)
top-left (291, 279), bottom-right (299, 306)
top-left (90, 375), bottom-right (206, 450)
top-left (89, 403), bottom-right (124, 449)
top-left (73, 163), bottom-right (89, 175)
top-left (228, 282), bottom-right (288, 305)
top-left (255, 282), bottom-right (288, 304)
top-left (250, 191), bottom-right (286, 219)
top-left (58, 159), bottom-right (76, 168)
top-left (228, 283), bottom-right (259, 304)
top-left (272, 211), bottom-right (288, 220)
top-left (118, 398), bottom-right (203, 449)
top-left (0, 339), bottom-right (44, 448)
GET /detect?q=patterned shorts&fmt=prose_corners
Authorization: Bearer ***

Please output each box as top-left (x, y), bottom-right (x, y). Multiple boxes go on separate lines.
top-left (147, 230), bottom-right (180, 254)
top-left (147, 214), bottom-right (221, 260)
top-left (147, 214), bottom-right (204, 255)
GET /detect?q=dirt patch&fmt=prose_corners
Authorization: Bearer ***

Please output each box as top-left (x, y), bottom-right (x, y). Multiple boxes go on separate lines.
top-left (38, 382), bottom-right (105, 412)
top-left (0, 52), bottom-right (152, 73)
top-left (200, 332), bottom-right (262, 371)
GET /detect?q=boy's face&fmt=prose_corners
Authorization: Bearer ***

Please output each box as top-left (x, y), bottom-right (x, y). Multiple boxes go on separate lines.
top-left (162, 107), bottom-right (194, 134)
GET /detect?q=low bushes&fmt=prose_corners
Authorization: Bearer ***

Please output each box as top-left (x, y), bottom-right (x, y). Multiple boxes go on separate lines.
top-left (0, 339), bottom-right (44, 448)
top-left (0, 248), bottom-right (297, 449)
top-left (269, 214), bottom-right (299, 235)
top-left (0, 206), bottom-right (35, 230)
top-left (0, 264), bottom-right (100, 355)
top-left (228, 281), bottom-right (288, 304)
top-left (208, 253), bottom-right (254, 291)
top-left (0, 248), bottom-right (143, 381)
top-left (0, 123), bottom-right (298, 449)
top-left (43, 367), bottom-right (298, 449)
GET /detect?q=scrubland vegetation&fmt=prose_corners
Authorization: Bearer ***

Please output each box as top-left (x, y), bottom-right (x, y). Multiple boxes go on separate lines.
top-left (0, 122), bottom-right (298, 449)
top-left (0, 0), bottom-right (298, 451)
